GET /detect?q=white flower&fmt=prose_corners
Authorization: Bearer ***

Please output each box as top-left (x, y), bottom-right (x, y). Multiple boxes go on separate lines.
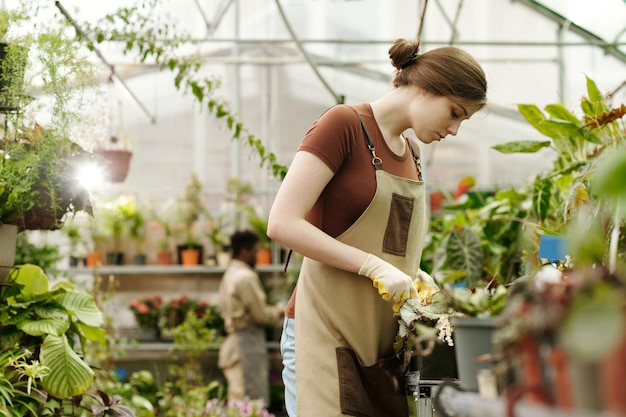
top-left (534, 264), bottom-right (563, 291)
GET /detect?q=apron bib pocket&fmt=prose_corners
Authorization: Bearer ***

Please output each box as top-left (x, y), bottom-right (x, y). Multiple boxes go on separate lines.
top-left (383, 193), bottom-right (414, 256)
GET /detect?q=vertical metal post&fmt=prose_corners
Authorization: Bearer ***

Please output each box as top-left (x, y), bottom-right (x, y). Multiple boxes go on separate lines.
top-left (231, 0), bottom-right (242, 180)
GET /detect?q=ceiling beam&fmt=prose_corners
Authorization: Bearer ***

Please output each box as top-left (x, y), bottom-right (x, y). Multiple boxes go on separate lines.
top-left (512, 0), bottom-right (626, 65)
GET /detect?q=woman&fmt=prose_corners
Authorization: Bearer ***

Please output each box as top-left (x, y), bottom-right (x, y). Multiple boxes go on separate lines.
top-left (267, 37), bottom-right (487, 417)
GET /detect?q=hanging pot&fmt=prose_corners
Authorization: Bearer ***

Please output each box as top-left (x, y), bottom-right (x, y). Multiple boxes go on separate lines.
top-left (95, 148), bottom-right (133, 183)
top-left (0, 224), bottom-right (18, 280)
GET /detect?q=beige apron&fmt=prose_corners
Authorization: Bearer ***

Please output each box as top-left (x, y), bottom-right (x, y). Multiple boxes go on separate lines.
top-left (295, 115), bottom-right (426, 417)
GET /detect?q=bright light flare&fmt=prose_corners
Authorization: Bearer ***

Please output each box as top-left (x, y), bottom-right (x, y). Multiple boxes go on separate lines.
top-left (76, 161), bottom-right (105, 190)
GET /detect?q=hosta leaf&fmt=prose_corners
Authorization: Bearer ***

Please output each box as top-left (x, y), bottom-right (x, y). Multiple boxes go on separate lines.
top-left (40, 335), bottom-right (94, 398)
top-left (57, 291), bottom-right (104, 327)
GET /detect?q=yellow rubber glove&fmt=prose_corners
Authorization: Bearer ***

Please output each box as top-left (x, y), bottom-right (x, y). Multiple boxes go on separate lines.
top-left (358, 254), bottom-right (416, 308)
top-left (414, 269), bottom-right (439, 304)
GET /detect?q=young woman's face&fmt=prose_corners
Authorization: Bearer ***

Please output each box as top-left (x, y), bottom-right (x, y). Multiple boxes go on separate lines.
top-left (408, 90), bottom-right (482, 144)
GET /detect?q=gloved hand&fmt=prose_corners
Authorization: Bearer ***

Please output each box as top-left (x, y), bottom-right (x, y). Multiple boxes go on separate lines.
top-left (414, 269), bottom-right (439, 303)
top-left (358, 254), bottom-right (416, 306)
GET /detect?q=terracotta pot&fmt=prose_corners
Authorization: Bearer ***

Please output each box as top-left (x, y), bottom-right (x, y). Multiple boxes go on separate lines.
top-left (257, 247), bottom-right (271, 265)
top-left (86, 251), bottom-right (103, 268)
top-left (176, 244), bottom-right (203, 265)
top-left (547, 347), bottom-right (573, 409)
top-left (600, 326), bottom-right (626, 414)
top-left (181, 248), bottom-right (200, 266)
top-left (156, 251), bottom-right (173, 265)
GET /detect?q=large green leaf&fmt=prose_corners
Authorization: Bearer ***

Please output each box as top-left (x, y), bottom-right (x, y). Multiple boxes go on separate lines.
top-left (492, 140), bottom-right (551, 154)
top-left (12, 264), bottom-right (49, 296)
top-left (518, 104), bottom-right (551, 137)
top-left (40, 335), bottom-right (94, 398)
top-left (17, 306), bottom-right (70, 337)
top-left (57, 291), bottom-right (103, 327)
top-left (445, 226), bottom-right (484, 287)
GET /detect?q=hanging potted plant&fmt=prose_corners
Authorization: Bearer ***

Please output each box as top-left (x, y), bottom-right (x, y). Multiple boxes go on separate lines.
top-left (94, 134), bottom-right (133, 183)
top-left (0, 2), bottom-right (100, 234)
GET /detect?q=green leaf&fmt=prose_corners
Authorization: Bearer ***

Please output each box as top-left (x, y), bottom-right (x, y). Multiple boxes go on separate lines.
top-left (593, 147), bottom-right (626, 200)
top-left (12, 264), bottom-right (49, 296)
top-left (560, 284), bottom-right (625, 362)
top-left (40, 335), bottom-right (94, 398)
top-left (586, 76), bottom-right (604, 105)
top-left (545, 103), bottom-right (580, 124)
top-left (445, 226), bottom-right (483, 287)
top-left (492, 140), bottom-right (551, 154)
top-left (18, 313), bottom-right (69, 337)
top-left (57, 291), bottom-right (104, 327)
top-left (532, 180), bottom-right (552, 222)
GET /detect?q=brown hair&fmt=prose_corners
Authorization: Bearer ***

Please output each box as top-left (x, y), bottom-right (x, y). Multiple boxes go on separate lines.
top-left (389, 38), bottom-right (487, 106)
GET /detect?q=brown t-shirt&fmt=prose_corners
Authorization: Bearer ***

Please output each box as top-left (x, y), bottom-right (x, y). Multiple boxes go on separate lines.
top-left (284, 102), bottom-right (421, 318)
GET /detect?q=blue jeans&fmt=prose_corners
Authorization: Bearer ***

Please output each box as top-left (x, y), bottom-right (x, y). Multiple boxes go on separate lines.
top-left (280, 317), bottom-right (296, 417)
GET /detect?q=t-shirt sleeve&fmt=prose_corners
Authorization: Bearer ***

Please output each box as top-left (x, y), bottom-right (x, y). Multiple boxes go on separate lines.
top-left (297, 105), bottom-right (361, 173)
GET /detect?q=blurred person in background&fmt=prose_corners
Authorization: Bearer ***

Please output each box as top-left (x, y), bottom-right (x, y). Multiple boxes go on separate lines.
top-left (218, 229), bottom-right (284, 406)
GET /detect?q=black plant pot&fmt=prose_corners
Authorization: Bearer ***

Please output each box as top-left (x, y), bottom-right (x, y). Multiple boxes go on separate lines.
top-left (68, 256), bottom-right (85, 267)
top-left (414, 342), bottom-right (458, 381)
top-left (133, 254), bottom-right (147, 265)
top-left (106, 252), bottom-right (125, 265)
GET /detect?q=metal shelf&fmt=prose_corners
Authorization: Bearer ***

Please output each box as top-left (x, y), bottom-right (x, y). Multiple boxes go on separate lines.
top-left (61, 264), bottom-right (286, 276)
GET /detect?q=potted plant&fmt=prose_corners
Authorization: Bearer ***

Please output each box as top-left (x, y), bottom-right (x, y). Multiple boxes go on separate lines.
top-left (128, 295), bottom-right (163, 340)
top-left (490, 77), bottom-right (626, 412)
top-left (396, 282), bottom-right (509, 391)
top-left (60, 213), bottom-right (91, 267)
top-left (126, 199), bottom-right (147, 265)
top-left (99, 198), bottom-right (135, 265)
top-left (174, 173), bottom-right (206, 265)
top-left (0, 264), bottom-right (136, 416)
top-left (204, 211), bottom-right (230, 265)
top-left (248, 214), bottom-right (272, 265)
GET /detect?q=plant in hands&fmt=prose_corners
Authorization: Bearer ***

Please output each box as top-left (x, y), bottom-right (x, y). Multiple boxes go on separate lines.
top-left (395, 283), bottom-right (508, 354)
